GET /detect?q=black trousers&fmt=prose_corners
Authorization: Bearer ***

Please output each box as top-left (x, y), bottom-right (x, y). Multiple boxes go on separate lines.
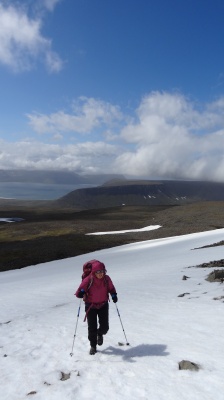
top-left (86, 302), bottom-right (109, 347)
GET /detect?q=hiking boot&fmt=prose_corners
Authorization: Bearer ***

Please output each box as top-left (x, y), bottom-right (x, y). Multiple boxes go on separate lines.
top-left (97, 334), bottom-right (103, 346)
top-left (89, 346), bottom-right (97, 355)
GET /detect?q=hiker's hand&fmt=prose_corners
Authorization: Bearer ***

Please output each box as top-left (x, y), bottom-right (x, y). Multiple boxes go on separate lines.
top-left (78, 289), bottom-right (85, 298)
top-left (111, 293), bottom-right (118, 303)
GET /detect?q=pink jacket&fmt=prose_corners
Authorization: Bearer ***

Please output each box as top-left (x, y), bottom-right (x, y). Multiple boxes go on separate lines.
top-left (75, 273), bottom-right (116, 304)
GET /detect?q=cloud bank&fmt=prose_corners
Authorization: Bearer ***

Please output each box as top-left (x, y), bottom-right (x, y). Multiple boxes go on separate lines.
top-left (0, 1), bottom-right (63, 72)
top-left (27, 97), bottom-right (123, 136)
top-left (0, 140), bottom-right (119, 174)
top-left (1, 91), bottom-right (224, 181)
top-left (114, 92), bottom-right (224, 181)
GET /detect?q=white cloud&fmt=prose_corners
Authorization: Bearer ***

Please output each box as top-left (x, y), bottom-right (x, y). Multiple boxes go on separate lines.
top-left (27, 97), bottom-right (123, 135)
top-left (114, 91), bottom-right (224, 182)
top-left (0, 139), bottom-right (119, 173)
top-left (0, 2), bottom-right (63, 72)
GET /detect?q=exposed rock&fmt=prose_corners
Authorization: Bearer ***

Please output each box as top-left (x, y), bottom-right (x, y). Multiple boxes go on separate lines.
top-left (195, 259), bottom-right (224, 268)
top-left (0, 320), bottom-right (11, 325)
top-left (60, 372), bottom-right (70, 381)
top-left (213, 296), bottom-right (224, 301)
top-left (27, 391), bottom-right (37, 396)
top-left (177, 293), bottom-right (190, 297)
top-left (178, 360), bottom-right (200, 371)
top-left (196, 241), bottom-right (224, 249)
top-left (206, 269), bottom-right (224, 282)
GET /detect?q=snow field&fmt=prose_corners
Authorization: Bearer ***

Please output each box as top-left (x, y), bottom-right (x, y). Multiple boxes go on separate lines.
top-left (1, 228), bottom-right (224, 399)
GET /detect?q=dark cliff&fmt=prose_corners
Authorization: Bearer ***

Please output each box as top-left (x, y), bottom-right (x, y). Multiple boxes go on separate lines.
top-left (55, 180), bottom-right (224, 209)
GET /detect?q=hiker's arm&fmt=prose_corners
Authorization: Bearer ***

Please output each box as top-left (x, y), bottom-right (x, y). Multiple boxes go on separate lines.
top-left (75, 277), bottom-right (89, 298)
top-left (107, 276), bottom-right (117, 293)
top-left (107, 276), bottom-right (118, 302)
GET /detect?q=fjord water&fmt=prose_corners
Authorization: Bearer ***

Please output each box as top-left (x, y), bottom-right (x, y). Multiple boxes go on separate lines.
top-left (0, 182), bottom-right (95, 200)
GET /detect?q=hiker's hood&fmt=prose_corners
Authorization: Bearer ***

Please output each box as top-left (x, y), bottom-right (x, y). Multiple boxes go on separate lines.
top-left (91, 260), bottom-right (106, 273)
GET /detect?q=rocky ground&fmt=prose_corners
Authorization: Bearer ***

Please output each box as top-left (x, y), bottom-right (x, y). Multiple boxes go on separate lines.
top-left (0, 201), bottom-right (224, 272)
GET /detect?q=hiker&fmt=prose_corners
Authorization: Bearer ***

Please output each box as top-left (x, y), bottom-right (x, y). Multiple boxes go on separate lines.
top-left (75, 260), bottom-right (118, 355)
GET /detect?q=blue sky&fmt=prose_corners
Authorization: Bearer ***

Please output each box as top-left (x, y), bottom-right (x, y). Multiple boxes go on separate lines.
top-left (1, 0), bottom-right (224, 181)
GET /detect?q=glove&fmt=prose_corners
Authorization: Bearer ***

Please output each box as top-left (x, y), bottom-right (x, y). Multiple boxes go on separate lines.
top-left (78, 289), bottom-right (85, 298)
top-left (111, 293), bottom-right (118, 303)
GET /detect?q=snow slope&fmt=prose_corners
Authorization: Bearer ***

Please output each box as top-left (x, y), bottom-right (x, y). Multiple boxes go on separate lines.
top-left (1, 229), bottom-right (224, 400)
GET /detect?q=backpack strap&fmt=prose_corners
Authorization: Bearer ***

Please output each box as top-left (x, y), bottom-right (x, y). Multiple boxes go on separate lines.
top-left (87, 276), bottom-right (93, 291)
top-left (83, 303), bottom-right (93, 322)
top-left (82, 276), bottom-right (93, 302)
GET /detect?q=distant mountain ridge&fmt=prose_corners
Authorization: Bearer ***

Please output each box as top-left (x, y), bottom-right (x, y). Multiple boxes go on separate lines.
top-left (55, 179), bottom-right (224, 209)
top-left (0, 170), bottom-right (125, 185)
top-left (101, 178), bottom-right (162, 186)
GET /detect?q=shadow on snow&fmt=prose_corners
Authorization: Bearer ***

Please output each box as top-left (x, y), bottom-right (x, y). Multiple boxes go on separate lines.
top-left (101, 344), bottom-right (169, 362)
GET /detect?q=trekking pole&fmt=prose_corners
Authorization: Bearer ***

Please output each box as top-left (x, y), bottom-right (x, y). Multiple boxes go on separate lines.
top-left (115, 303), bottom-right (130, 346)
top-left (70, 299), bottom-right (82, 357)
